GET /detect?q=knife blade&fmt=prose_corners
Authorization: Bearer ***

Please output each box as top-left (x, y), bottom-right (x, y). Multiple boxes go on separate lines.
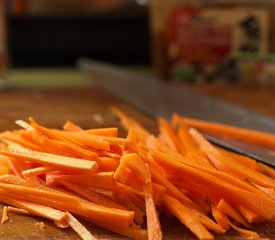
top-left (78, 58), bottom-right (275, 167)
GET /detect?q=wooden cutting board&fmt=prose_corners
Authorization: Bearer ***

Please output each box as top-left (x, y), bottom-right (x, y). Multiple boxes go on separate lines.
top-left (0, 87), bottom-right (274, 239)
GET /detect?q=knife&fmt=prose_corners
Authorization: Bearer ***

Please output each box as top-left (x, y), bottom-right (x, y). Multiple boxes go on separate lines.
top-left (78, 58), bottom-right (275, 167)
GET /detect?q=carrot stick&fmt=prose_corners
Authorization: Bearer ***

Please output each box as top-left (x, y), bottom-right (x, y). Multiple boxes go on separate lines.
top-left (115, 182), bottom-right (144, 197)
top-left (189, 128), bottom-right (275, 188)
top-left (152, 150), bottom-right (275, 219)
top-left (54, 172), bottom-right (114, 189)
top-left (117, 194), bottom-right (145, 225)
top-left (228, 221), bottom-right (259, 239)
top-left (143, 182), bottom-right (162, 240)
top-left (86, 128), bottom-right (118, 137)
top-left (120, 153), bottom-right (151, 184)
top-left (237, 205), bottom-right (262, 224)
top-left (63, 121), bottom-right (83, 132)
top-left (1, 146), bottom-right (98, 172)
top-left (7, 206), bottom-right (33, 216)
top-left (59, 180), bottom-right (126, 210)
top-left (22, 166), bottom-right (55, 178)
top-left (163, 194), bottom-right (213, 240)
top-left (38, 134), bottom-right (99, 161)
top-left (158, 118), bottom-right (186, 154)
top-left (216, 199), bottom-right (250, 228)
top-left (97, 157), bottom-right (119, 172)
top-left (67, 212), bottom-right (97, 240)
top-left (0, 185), bottom-right (134, 228)
top-left (0, 193), bottom-right (67, 222)
top-left (111, 107), bottom-right (150, 142)
top-left (179, 116), bottom-right (275, 149)
top-left (211, 204), bottom-right (229, 231)
top-left (1, 206), bottom-right (8, 224)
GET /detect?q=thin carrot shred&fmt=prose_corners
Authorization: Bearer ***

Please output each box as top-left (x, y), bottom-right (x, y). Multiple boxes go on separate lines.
top-left (0, 112), bottom-right (273, 240)
top-left (1, 206), bottom-right (9, 224)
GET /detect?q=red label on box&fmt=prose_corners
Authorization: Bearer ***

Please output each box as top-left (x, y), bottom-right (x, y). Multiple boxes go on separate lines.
top-left (169, 9), bottom-right (232, 63)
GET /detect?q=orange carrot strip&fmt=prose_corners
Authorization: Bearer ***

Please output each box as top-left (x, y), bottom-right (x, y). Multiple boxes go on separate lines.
top-left (86, 128), bottom-right (118, 137)
top-left (117, 194), bottom-right (145, 225)
top-left (218, 147), bottom-right (258, 171)
top-left (59, 180), bottom-right (126, 210)
top-left (0, 193), bottom-right (67, 222)
top-left (37, 134), bottom-right (99, 161)
top-left (55, 172), bottom-right (114, 189)
top-left (211, 204), bottom-right (229, 231)
top-left (251, 182), bottom-right (275, 201)
top-left (2, 146), bottom-right (98, 172)
top-left (53, 130), bottom-right (116, 151)
top-left (87, 186), bottom-right (114, 199)
top-left (228, 221), bottom-right (259, 239)
top-left (158, 118), bottom-right (186, 154)
top-left (22, 166), bottom-right (55, 178)
top-left (30, 119), bottom-right (110, 151)
top-left (0, 165), bottom-right (9, 176)
top-left (115, 182), bottom-right (144, 197)
top-left (114, 162), bottom-right (130, 184)
top-left (0, 131), bottom-right (43, 151)
top-left (191, 208), bottom-right (226, 234)
top-left (163, 194), bottom-right (213, 240)
top-left (1, 206), bottom-right (8, 224)
top-left (217, 199), bottom-right (250, 228)
top-left (152, 150), bottom-right (275, 219)
top-left (111, 107), bottom-right (150, 141)
top-left (67, 212), bottom-right (97, 240)
top-left (0, 183), bottom-right (78, 204)
top-left (180, 116), bottom-right (275, 149)
top-left (7, 206), bottom-right (33, 216)
top-left (257, 163), bottom-right (275, 179)
top-left (63, 121), bottom-right (83, 132)
top-left (237, 205), bottom-right (263, 224)
top-left (120, 153), bottom-right (151, 184)
top-left (143, 182), bottom-right (162, 240)
top-left (129, 194), bottom-right (145, 212)
top-left (97, 157), bottom-right (119, 172)
top-left (0, 185), bottom-right (134, 228)
top-left (189, 128), bottom-right (275, 188)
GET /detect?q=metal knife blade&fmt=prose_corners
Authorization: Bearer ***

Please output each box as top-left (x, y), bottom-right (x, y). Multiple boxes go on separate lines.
top-left (78, 58), bottom-right (275, 167)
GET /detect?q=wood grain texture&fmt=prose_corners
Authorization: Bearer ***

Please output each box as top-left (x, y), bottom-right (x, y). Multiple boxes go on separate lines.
top-left (0, 87), bottom-right (274, 239)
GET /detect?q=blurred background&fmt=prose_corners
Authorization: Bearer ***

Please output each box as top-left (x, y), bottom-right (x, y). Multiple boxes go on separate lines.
top-left (1, 0), bottom-right (275, 87)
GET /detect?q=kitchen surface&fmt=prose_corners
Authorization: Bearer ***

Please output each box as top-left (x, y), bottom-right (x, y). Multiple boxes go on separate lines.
top-left (1, 1), bottom-right (275, 240)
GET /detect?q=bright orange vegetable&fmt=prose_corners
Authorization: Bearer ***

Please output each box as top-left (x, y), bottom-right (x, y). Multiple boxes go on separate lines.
top-left (0, 112), bottom-right (273, 240)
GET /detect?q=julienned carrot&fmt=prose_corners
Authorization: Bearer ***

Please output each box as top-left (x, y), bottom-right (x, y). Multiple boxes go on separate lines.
top-left (59, 180), bottom-right (126, 210)
top-left (1, 146), bottom-right (98, 172)
top-left (22, 166), bottom-right (55, 178)
top-left (179, 116), bottom-right (275, 149)
top-left (216, 199), bottom-right (250, 228)
top-left (0, 112), bottom-right (274, 239)
top-left (86, 128), bottom-right (118, 137)
top-left (111, 107), bottom-right (150, 142)
top-left (116, 193), bottom-right (145, 225)
top-left (0, 183), bottom-right (134, 228)
top-left (189, 128), bottom-right (275, 188)
top-left (143, 182), bottom-right (162, 240)
top-left (63, 121), bottom-right (83, 132)
top-left (158, 118), bottom-right (185, 154)
top-left (1, 206), bottom-right (8, 224)
top-left (152, 149), bottom-right (275, 219)
top-left (0, 193), bottom-right (67, 222)
top-left (120, 153), bottom-right (151, 184)
top-left (54, 172), bottom-right (115, 189)
top-left (163, 194), bottom-right (213, 240)
top-left (66, 212), bottom-right (97, 240)
top-left (7, 206), bottom-right (33, 216)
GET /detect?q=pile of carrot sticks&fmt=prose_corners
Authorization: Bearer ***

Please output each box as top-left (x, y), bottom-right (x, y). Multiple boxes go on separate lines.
top-left (0, 107), bottom-right (274, 240)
